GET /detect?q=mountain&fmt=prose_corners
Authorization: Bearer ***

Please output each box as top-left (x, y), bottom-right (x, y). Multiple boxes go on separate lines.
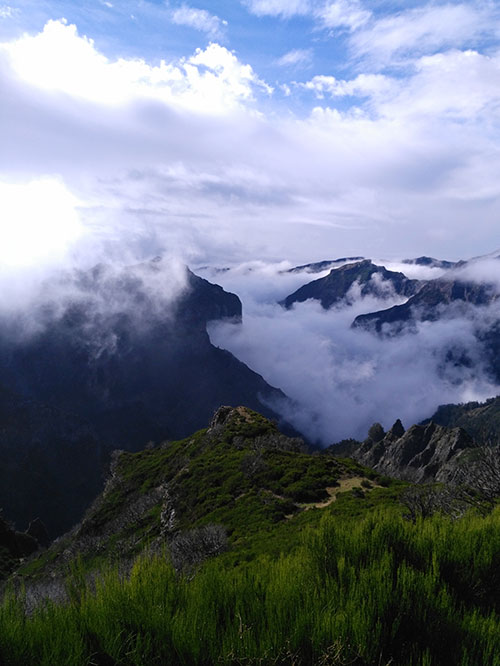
top-left (353, 277), bottom-right (499, 333)
top-left (0, 259), bottom-right (290, 535)
top-left (426, 396), bottom-right (500, 445)
top-left (6, 407), bottom-right (499, 666)
top-left (0, 510), bottom-right (39, 580)
top-left (281, 260), bottom-right (420, 310)
top-left (285, 257), bottom-right (365, 274)
top-left (19, 406), bottom-right (372, 581)
top-left (352, 271), bottom-right (500, 382)
top-left (0, 385), bottom-right (105, 537)
top-left (402, 256), bottom-right (457, 270)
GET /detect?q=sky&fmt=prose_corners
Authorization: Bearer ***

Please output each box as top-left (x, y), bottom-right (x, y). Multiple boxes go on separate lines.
top-left (1, 0), bottom-right (500, 271)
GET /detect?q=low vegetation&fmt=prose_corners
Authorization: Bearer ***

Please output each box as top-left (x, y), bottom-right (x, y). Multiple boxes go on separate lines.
top-left (0, 507), bottom-right (499, 665)
top-left (0, 407), bottom-right (498, 665)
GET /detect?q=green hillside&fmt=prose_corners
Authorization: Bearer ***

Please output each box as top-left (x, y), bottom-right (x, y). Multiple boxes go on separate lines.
top-left (428, 396), bottom-right (500, 445)
top-left (0, 407), bottom-right (499, 665)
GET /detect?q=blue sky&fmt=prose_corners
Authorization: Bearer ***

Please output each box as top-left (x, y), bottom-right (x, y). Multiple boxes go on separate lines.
top-left (0, 0), bottom-right (500, 269)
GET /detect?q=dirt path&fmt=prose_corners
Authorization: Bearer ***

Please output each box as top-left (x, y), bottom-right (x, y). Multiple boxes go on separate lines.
top-left (300, 476), bottom-right (378, 510)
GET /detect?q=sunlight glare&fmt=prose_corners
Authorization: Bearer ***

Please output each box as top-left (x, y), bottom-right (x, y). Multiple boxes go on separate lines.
top-left (0, 178), bottom-right (83, 268)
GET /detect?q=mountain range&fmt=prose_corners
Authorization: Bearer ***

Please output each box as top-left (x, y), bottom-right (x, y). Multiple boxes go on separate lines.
top-left (1, 249), bottom-right (499, 538)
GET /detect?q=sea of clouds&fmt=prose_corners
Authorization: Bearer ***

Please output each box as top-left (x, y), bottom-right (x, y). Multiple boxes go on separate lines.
top-left (203, 257), bottom-right (500, 445)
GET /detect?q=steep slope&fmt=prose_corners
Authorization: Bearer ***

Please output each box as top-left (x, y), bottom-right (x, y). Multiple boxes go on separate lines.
top-left (353, 278), bottom-right (498, 333)
top-left (281, 260), bottom-right (420, 310)
top-left (21, 406), bottom-right (377, 580)
top-left (0, 259), bottom-right (289, 535)
top-left (8, 408), bottom-right (499, 666)
top-left (427, 396), bottom-right (500, 445)
top-left (352, 271), bottom-right (500, 382)
top-left (336, 419), bottom-right (475, 484)
top-left (0, 510), bottom-right (39, 580)
top-left (0, 385), bottom-right (105, 536)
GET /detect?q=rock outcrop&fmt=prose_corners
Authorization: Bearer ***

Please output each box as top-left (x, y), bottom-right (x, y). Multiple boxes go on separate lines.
top-left (336, 420), bottom-right (475, 484)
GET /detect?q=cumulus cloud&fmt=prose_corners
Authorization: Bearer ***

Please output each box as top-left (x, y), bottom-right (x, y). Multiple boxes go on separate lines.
top-left (300, 72), bottom-right (392, 99)
top-left (1, 16), bottom-right (499, 271)
top-left (1, 19), bottom-right (267, 111)
top-left (205, 260), bottom-right (500, 444)
top-left (170, 5), bottom-right (227, 39)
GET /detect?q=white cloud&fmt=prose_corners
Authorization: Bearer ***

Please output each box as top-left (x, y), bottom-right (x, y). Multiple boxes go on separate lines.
top-left (243, 0), bottom-right (371, 30)
top-left (301, 72), bottom-right (392, 99)
top-left (1, 18), bottom-right (500, 269)
top-left (276, 48), bottom-right (313, 67)
top-left (207, 262), bottom-right (500, 444)
top-left (1, 19), bottom-right (267, 112)
top-left (243, 0), bottom-right (311, 18)
top-left (0, 5), bottom-right (17, 19)
top-left (301, 47), bottom-right (500, 122)
top-left (315, 0), bottom-right (370, 32)
top-left (351, 2), bottom-right (498, 69)
top-left (170, 5), bottom-right (227, 39)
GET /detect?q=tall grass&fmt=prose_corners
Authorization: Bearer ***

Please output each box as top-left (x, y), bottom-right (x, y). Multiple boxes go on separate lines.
top-left (0, 507), bottom-right (499, 665)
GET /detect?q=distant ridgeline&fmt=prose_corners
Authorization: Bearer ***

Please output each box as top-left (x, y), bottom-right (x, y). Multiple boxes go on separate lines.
top-left (282, 253), bottom-right (500, 384)
top-left (1, 250), bottom-right (499, 541)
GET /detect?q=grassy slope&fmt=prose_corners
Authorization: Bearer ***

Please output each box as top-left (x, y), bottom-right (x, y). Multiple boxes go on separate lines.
top-left (1, 408), bottom-right (499, 665)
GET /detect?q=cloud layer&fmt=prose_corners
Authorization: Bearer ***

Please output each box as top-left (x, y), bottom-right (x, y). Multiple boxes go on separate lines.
top-left (1, 5), bottom-right (499, 277)
top-left (205, 258), bottom-right (500, 444)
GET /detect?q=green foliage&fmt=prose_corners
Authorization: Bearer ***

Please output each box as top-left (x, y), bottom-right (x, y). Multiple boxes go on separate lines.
top-left (51, 411), bottom-right (368, 578)
top-left (429, 396), bottom-right (500, 445)
top-left (6, 407), bottom-right (498, 663)
top-left (0, 508), bottom-right (499, 665)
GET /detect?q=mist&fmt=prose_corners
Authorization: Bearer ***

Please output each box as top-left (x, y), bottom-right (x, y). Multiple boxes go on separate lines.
top-left (204, 259), bottom-right (500, 445)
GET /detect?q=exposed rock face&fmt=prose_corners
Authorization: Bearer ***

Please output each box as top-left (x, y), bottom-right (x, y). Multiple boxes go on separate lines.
top-left (26, 519), bottom-right (50, 549)
top-left (427, 396), bottom-right (500, 445)
top-left (344, 420), bottom-right (474, 483)
top-left (281, 260), bottom-right (420, 310)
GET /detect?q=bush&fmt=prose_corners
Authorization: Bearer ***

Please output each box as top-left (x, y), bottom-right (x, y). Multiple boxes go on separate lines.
top-left (169, 524), bottom-right (228, 572)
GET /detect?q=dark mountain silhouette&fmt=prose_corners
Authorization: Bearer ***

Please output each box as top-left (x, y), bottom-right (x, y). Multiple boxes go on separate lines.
top-left (0, 259), bottom-right (288, 535)
top-left (285, 257), bottom-right (365, 274)
top-left (402, 256), bottom-right (457, 270)
top-left (281, 260), bottom-right (420, 310)
top-left (353, 278), bottom-right (498, 333)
